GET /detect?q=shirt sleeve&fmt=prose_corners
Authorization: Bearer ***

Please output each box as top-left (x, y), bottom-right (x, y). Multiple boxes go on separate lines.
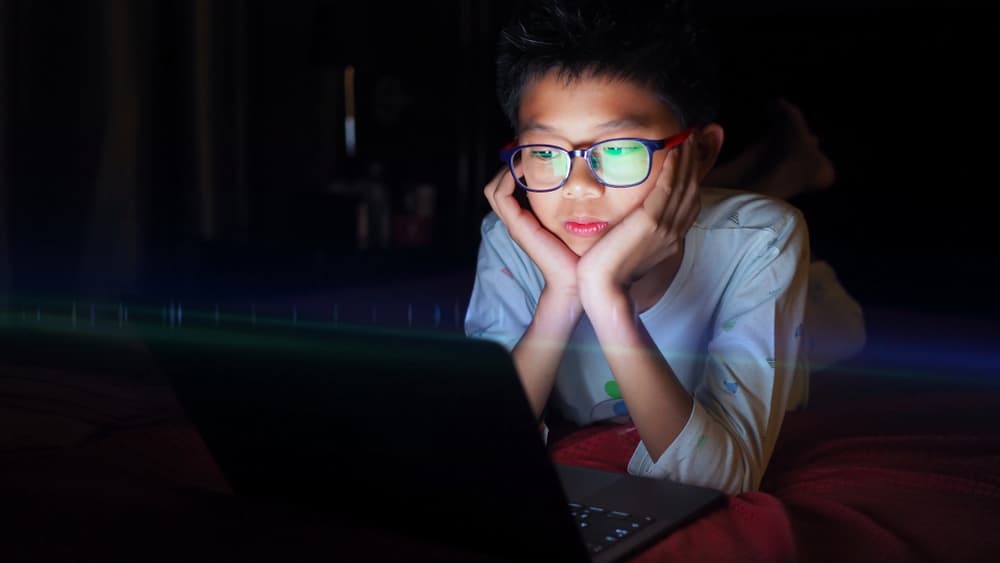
top-left (627, 206), bottom-right (810, 495)
top-left (463, 212), bottom-right (543, 352)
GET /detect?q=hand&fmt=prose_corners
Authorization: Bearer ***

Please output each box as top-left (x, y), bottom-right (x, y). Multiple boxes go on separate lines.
top-left (577, 135), bottom-right (701, 302)
top-left (483, 167), bottom-right (580, 296)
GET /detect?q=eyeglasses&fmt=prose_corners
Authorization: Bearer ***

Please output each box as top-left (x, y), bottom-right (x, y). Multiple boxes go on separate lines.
top-left (499, 129), bottom-right (692, 193)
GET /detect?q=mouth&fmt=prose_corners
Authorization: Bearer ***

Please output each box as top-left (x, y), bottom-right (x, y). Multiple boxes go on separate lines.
top-left (564, 219), bottom-right (609, 238)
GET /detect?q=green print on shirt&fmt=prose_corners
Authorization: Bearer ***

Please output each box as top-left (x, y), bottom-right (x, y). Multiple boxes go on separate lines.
top-left (695, 434), bottom-right (708, 450)
top-left (604, 380), bottom-right (622, 399)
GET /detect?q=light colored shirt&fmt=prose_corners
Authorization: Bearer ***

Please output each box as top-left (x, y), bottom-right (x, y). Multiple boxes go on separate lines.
top-left (464, 187), bottom-right (813, 495)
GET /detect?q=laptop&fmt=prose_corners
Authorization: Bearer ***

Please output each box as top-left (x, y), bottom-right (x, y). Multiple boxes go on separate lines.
top-left (0, 317), bottom-right (722, 562)
top-left (141, 318), bottom-right (724, 562)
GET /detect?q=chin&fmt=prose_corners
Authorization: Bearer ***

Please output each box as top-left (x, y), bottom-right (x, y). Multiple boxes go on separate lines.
top-left (567, 240), bottom-right (594, 257)
top-left (551, 228), bottom-right (595, 256)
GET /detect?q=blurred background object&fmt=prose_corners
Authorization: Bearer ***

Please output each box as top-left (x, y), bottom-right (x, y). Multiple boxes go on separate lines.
top-left (0, 0), bottom-right (996, 321)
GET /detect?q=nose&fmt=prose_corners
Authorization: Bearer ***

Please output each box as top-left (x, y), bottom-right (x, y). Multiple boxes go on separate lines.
top-left (561, 155), bottom-right (604, 200)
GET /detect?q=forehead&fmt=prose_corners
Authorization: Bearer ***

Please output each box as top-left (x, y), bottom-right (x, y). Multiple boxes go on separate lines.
top-left (517, 69), bottom-right (680, 137)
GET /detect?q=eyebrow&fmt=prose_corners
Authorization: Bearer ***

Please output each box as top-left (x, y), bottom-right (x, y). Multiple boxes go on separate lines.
top-left (519, 116), bottom-right (653, 135)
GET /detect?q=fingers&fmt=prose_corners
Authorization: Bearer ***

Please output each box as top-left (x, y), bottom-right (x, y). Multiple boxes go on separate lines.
top-left (658, 142), bottom-right (685, 223)
top-left (484, 166), bottom-right (521, 222)
top-left (642, 147), bottom-right (676, 220)
top-left (644, 134), bottom-right (696, 227)
top-left (673, 136), bottom-right (701, 224)
top-left (664, 135), bottom-right (698, 218)
top-left (482, 166), bottom-right (507, 209)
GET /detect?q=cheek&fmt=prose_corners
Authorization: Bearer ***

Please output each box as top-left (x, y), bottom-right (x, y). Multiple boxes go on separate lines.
top-left (525, 193), bottom-right (561, 228)
top-left (607, 184), bottom-right (654, 218)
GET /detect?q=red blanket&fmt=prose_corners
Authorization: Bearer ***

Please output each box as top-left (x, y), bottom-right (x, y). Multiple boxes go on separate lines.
top-left (550, 374), bottom-right (1000, 563)
top-left (2, 364), bottom-right (999, 562)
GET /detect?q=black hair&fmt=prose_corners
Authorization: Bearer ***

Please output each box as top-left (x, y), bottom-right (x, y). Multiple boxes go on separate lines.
top-left (495, 0), bottom-right (719, 132)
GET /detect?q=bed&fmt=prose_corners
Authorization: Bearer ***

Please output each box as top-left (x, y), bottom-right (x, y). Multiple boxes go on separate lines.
top-left (2, 302), bottom-right (998, 562)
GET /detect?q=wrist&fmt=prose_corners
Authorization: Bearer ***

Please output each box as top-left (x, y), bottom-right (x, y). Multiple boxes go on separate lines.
top-left (576, 263), bottom-right (630, 305)
top-left (541, 282), bottom-right (580, 305)
top-left (579, 283), bottom-right (632, 321)
top-left (578, 276), bottom-right (625, 306)
top-left (536, 286), bottom-right (584, 329)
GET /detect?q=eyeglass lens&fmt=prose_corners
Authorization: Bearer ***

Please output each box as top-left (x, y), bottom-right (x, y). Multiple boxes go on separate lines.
top-left (511, 139), bottom-right (651, 191)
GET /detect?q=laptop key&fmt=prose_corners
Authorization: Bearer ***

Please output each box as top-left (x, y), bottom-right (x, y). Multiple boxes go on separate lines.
top-left (584, 520), bottom-right (623, 539)
top-left (625, 515), bottom-right (655, 530)
top-left (607, 510), bottom-right (630, 519)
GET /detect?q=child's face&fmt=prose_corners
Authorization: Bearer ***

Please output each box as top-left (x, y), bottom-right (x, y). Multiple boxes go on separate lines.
top-left (518, 70), bottom-right (684, 257)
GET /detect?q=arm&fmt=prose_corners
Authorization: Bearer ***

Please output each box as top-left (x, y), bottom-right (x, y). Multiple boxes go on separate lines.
top-left (511, 287), bottom-right (582, 419)
top-left (576, 133), bottom-right (702, 460)
top-left (577, 131), bottom-right (809, 493)
top-left (627, 209), bottom-right (810, 494)
top-left (470, 168), bottom-right (584, 423)
top-left (464, 235), bottom-right (578, 427)
top-left (582, 290), bottom-right (693, 461)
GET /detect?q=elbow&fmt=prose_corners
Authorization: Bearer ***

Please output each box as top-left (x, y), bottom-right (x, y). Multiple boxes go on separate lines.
top-left (702, 447), bottom-right (760, 496)
top-left (703, 421), bottom-right (765, 495)
top-left (632, 434), bottom-right (762, 496)
top-left (626, 401), bottom-right (766, 495)
top-left (725, 451), bottom-right (761, 495)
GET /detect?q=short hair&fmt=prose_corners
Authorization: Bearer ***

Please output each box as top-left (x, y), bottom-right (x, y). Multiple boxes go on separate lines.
top-left (495, 0), bottom-right (720, 132)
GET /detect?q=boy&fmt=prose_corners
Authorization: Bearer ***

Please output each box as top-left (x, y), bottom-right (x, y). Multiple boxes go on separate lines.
top-left (465, 0), bottom-right (822, 495)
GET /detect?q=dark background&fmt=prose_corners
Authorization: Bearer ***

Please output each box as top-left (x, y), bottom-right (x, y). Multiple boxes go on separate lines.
top-left (1, 1), bottom-right (997, 321)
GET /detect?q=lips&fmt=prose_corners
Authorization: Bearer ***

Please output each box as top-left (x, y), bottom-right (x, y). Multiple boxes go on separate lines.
top-left (564, 220), bottom-right (609, 237)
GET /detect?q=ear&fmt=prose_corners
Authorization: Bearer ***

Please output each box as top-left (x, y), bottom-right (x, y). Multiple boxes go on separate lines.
top-left (693, 123), bottom-right (725, 183)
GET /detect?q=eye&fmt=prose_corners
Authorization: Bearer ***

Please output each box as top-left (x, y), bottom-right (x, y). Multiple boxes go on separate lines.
top-left (529, 149), bottom-right (558, 160)
top-left (600, 144), bottom-right (641, 156)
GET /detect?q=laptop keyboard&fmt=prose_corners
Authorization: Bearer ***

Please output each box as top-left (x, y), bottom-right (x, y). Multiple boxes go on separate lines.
top-left (567, 502), bottom-right (656, 555)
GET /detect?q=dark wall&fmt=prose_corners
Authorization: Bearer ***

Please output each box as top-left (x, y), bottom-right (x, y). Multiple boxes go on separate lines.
top-left (709, 15), bottom-right (998, 319)
top-left (1, 1), bottom-right (997, 319)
